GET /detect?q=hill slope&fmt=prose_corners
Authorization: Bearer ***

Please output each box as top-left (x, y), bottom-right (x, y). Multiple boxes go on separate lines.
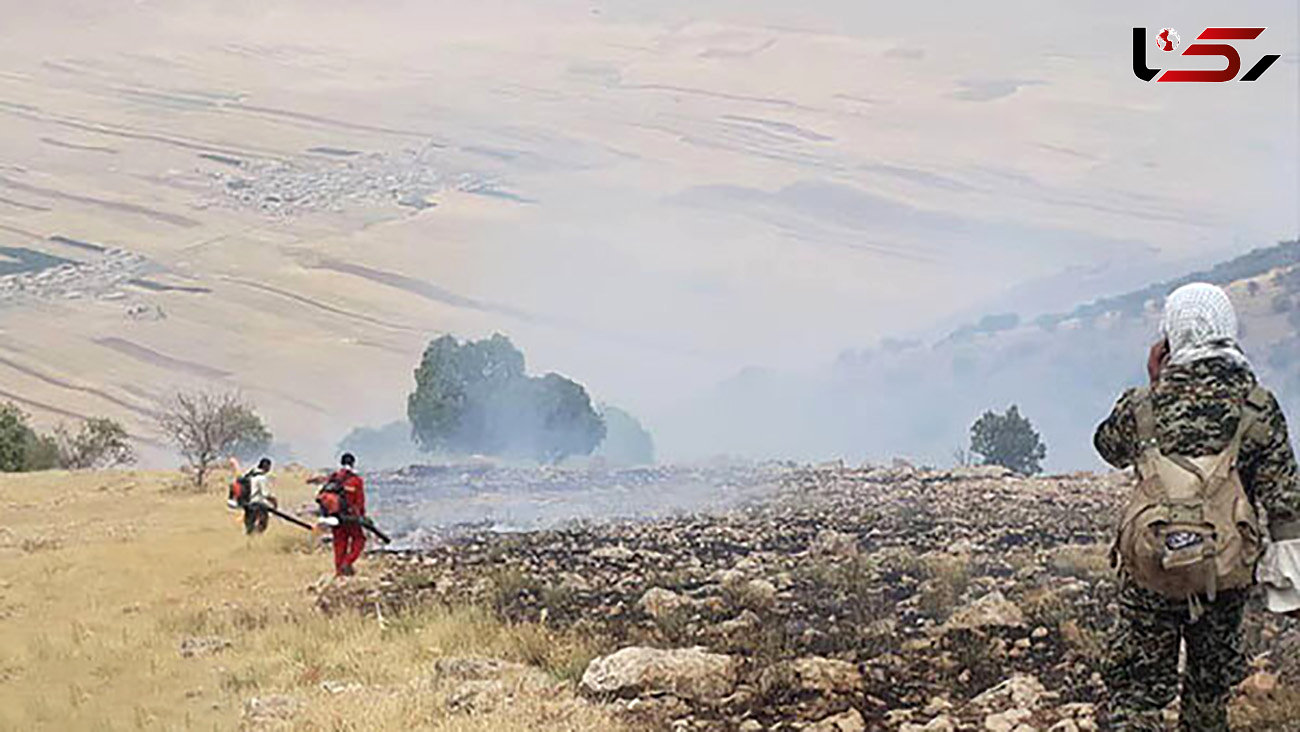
top-left (662, 241), bottom-right (1300, 469)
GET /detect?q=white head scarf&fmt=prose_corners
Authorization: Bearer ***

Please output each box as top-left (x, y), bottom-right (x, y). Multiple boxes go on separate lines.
top-left (1160, 282), bottom-right (1250, 368)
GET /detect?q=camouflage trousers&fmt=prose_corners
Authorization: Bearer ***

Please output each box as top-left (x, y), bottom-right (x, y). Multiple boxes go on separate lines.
top-left (1103, 579), bottom-right (1247, 731)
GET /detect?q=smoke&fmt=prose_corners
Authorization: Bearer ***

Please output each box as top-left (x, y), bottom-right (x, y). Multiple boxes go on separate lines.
top-left (652, 259), bottom-right (1300, 472)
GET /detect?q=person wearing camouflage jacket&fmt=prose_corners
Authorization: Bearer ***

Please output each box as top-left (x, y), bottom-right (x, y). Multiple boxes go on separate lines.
top-left (1094, 283), bottom-right (1300, 731)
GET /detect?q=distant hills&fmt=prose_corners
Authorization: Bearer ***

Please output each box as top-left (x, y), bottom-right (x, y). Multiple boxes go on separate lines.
top-left (665, 240), bottom-right (1300, 471)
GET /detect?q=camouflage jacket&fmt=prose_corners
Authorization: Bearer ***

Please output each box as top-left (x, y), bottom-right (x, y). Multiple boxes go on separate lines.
top-left (1094, 356), bottom-right (1300, 540)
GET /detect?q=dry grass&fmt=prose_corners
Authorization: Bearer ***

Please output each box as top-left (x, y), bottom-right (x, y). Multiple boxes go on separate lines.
top-left (916, 552), bottom-right (972, 622)
top-left (0, 469), bottom-right (623, 731)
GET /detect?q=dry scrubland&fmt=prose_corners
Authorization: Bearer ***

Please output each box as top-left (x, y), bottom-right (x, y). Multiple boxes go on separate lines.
top-left (6, 464), bottom-right (1300, 731)
top-left (350, 464), bottom-right (1300, 730)
top-left (0, 469), bottom-right (621, 731)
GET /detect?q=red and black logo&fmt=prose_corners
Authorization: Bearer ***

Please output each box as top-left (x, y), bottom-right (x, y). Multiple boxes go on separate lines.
top-left (1133, 27), bottom-right (1280, 82)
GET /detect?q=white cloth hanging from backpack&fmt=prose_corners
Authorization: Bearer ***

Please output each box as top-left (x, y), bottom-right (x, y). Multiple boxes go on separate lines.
top-left (1258, 539), bottom-right (1300, 613)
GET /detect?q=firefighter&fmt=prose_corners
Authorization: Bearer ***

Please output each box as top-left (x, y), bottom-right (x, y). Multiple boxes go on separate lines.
top-left (308, 453), bottom-right (367, 576)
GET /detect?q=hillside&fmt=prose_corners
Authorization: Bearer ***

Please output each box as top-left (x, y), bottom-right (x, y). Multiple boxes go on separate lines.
top-left (663, 241), bottom-right (1300, 468)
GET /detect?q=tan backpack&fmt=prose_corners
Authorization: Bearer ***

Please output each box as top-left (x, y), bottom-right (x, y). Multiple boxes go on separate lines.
top-left (1114, 385), bottom-right (1269, 601)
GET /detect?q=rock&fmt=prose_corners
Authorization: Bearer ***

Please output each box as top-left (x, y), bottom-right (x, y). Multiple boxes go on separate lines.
top-left (810, 529), bottom-right (859, 557)
top-left (433, 656), bottom-right (558, 715)
top-left (806, 707), bottom-right (866, 732)
top-left (581, 646), bottom-right (738, 701)
top-left (760, 656), bottom-right (863, 698)
top-left (923, 696), bottom-right (953, 715)
top-left (903, 715), bottom-right (960, 732)
top-left (983, 707), bottom-right (1032, 731)
top-left (1240, 670), bottom-right (1278, 697)
top-left (972, 675), bottom-right (1050, 712)
top-left (738, 579), bottom-right (778, 610)
top-left (717, 609), bottom-right (762, 636)
top-left (242, 695), bottom-right (299, 726)
top-left (946, 591), bottom-right (1026, 631)
top-left (738, 721), bottom-right (764, 732)
top-left (592, 544), bottom-right (635, 561)
top-left (179, 636), bottom-right (231, 658)
top-left (640, 587), bottom-right (689, 619)
top-left (320, 680), bottom-right (362, 694)
top-left (886, 709), bottom-right (915, 726)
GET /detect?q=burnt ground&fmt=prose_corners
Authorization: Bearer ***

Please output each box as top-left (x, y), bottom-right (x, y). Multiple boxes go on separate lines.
top-left (321, 464), bottom-right (1300, 730)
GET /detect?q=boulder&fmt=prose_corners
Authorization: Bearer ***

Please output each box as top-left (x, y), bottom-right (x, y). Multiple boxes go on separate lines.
top-left (581, 646), bottom-right (738, 701)
top-left (945, 591), bottom-right (1026, 631)
top-left (760, 656), bottom-right (863, 697)
top-left (971, 674), bottom-right (1051, 712)
top-left (639, 587), bottom-right (690, 619)
top-left (983, 707), bottom-right (1032, 731)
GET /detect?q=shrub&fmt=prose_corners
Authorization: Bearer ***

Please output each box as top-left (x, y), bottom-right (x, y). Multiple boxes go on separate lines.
top-left (0, 403), bottom-right (36, 471)
top-left (969, 404), bottom-right (1047, 475)
top-left (53, 418), bottom-right (136, 469)
top-left (0, 404), bottom-right (114, 472)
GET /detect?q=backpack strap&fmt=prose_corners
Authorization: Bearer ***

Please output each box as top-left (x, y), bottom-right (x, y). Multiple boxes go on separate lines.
top-left (1227, 385), bottom-right (1269, 461)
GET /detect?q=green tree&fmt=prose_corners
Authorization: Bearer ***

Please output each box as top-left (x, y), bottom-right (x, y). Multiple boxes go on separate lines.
top-left (526, 373), bottom-right (606, 463)
top-left (0, 403), bottom-right (63, 472)
top-left (407, 334), bottom-right (524, 454)
top-left (595, 405), bottom-right (655, 465)
top-left (968, 404), bottom-right (1047, 475)
top-left (0, 403), bottom-right (31, 472)
top-left (23, 432), bottom-right (61, 471)
top-left (407, 334), bottom-right (605, 462)
top-left (157, 390), bottom-right (272, 487)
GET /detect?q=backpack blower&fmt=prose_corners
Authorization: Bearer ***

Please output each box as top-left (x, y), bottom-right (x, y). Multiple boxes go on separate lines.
top-left (225, 459), bottom-right (315, 531)
top-left (315, 480), bottom-right (392, 544)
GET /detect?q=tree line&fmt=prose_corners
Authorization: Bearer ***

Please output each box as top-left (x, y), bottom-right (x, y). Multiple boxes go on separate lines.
top-left (1, 331), bottom-right (1046, 478)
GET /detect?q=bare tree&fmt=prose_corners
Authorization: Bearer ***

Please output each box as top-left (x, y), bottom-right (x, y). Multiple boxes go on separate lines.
top-left (157, 390), bottom-right (271, 487)
top-left (951, 446), bottom-right (973, 468)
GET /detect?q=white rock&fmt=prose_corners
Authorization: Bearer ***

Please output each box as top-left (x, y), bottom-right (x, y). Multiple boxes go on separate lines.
top-left (580, 646), bottom-right (737, 701)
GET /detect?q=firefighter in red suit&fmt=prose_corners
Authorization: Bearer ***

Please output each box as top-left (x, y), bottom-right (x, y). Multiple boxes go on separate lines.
top-left (308, 452), bottom-right (366, 576)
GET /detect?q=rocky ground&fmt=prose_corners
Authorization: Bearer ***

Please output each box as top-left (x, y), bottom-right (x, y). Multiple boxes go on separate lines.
top-left (319, 463), bottom-right (1300, 731)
